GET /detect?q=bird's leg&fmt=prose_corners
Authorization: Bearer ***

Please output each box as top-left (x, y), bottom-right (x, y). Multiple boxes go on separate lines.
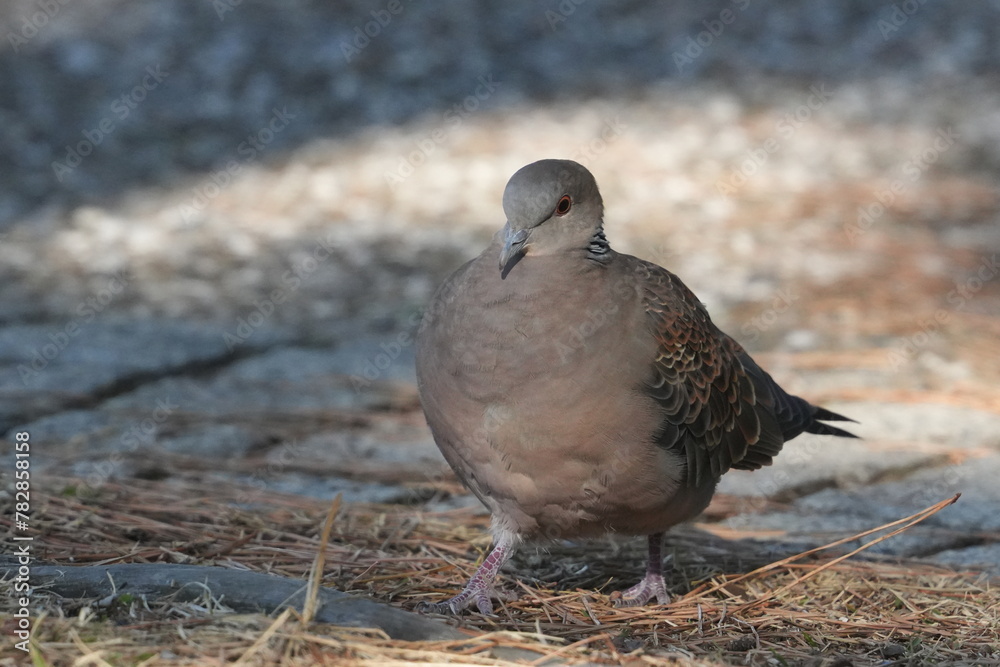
top-left (613, 532), bottom-right (670, 607)
top-left (420, 540), bottom-right (517, 615)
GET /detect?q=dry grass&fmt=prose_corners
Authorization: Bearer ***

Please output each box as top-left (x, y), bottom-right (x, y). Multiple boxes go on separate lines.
top-left (2, 478), bottom-right (997, 666)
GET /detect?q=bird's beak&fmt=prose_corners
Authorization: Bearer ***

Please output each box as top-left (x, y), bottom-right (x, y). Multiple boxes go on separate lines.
top-left (499, 224), bottom-right (530, 278)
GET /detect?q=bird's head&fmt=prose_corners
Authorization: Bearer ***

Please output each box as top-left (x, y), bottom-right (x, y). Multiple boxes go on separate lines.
top-left (499, 159), bottom-right (606, 278)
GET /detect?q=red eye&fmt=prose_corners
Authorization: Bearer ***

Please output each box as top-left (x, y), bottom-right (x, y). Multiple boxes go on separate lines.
top-left (555, 195), bottom-right (572, 216)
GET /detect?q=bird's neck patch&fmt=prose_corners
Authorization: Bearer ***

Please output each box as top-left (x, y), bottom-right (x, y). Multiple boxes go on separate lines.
top-left (587, 228), bottom-right (610, 261)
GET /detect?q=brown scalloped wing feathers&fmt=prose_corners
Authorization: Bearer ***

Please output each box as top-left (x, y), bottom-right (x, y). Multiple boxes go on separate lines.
top-left (634, 259), bottom-right (785, 486)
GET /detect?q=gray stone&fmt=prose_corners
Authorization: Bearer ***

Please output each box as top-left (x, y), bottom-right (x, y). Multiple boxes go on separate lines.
top-left (158, 424), bottom-right (260, 458)
top-left (714, 401), bottom-right (1000, 565)
top-left (286, 430), bottom-right (442, 471)
top-left (928, 544), bottom-right (1000, 577)
top-left (0, 318), bottom-right (275, 433)
top-left (6, 409), bottom-right (115, 446)
top-left (325, 337), bottom-right (418, 385)
top-left (31, 344), bottom-right (418, 453)
top-left (726, 507), bottom-right (968, 558)
top-left (824, 402), bottom-right (1000, 451)
top-left (723, 455), bottom-right (1000, 559)
top-left (717, 435), bottom-right (943, 500)
top-left (251, 473), bottom-right (418, 505)
top-left (790, 457), bottom-right (1000, 534)
top-left (224, 340), bottom-right (417, 397)
top-left (12, 341), bottom-right (428, 493)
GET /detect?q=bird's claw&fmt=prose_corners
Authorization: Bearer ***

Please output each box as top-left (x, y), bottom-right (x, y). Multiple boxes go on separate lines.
top-left (611, 573), bottom-right (670, 608)
top-left (418, 585), bottom-right (517, 615)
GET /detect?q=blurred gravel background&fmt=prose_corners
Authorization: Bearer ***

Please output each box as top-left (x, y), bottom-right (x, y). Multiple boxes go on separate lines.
top-left (2, 1), bottom-right (1000, 577)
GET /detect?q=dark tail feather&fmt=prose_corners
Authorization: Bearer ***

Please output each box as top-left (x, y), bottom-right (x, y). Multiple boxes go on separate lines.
top-left (812, 406), bottom-right (858, 423)
top-left (738, 350), bottom-right (859, 441)
top-left (805, 406), bottom-right (859, 438)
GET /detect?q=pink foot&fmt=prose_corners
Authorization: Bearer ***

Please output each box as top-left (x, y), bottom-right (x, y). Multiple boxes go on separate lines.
top-left (613, 571), bottom-right (670, 607)
top-left (419, 581), bottom-right (517, 615)
top-left (612, 533), bottom-right (671, 608)
top-left (419, 542), bottom-right (516, 615)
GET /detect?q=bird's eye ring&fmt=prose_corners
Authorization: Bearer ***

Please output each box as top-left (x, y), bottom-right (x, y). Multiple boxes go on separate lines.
top-left (555, 195), bottom-right (572, 216)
